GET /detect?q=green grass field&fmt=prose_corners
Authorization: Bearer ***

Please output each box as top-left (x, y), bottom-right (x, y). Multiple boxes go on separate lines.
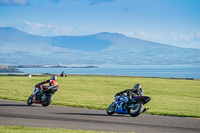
top-left (0, 75), bottom-right (200, 117)
top-left (0, 126), bottom-right (119, 133)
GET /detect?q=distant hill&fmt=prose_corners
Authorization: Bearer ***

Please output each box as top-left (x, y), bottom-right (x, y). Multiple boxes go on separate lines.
top-left (0, 65), bottom-right (21, 73)
top-left (0, 27), bottom-right (200, 65)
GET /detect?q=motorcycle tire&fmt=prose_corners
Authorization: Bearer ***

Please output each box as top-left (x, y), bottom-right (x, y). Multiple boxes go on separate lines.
top-left (107, 102), bottom-right (116, 115)
top-left (129, 103), bottom-right (143, 117)
top-left (42, 94), bottom-right (53, 107)
top-left (27, 94), bottom-right (33, 105)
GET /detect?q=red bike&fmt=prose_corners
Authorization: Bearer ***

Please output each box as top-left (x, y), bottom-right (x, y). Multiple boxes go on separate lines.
top-left (27, 85), bottom-right (59, 107)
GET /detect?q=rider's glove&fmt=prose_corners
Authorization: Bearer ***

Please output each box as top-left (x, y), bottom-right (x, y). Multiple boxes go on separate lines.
top-left (116, 92), bottom-right (123, 96)
top-left (35, 84), bottom-right (40, 88)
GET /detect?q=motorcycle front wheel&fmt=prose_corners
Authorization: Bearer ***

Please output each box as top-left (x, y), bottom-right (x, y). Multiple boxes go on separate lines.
top-left (42, 94), bottom-right (53, 107)
top-left (106, 102), bottom-right (116, 115)
top-left (27, 94), bottom-right (33, 105)
top-left (129, 103), bottom-right (143, 117)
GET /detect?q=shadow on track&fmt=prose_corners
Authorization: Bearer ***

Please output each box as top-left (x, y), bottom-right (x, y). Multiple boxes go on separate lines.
top-left (0, 104), bottom-right (40, 107)
top-left (55, 112), bottom-right (130, 117)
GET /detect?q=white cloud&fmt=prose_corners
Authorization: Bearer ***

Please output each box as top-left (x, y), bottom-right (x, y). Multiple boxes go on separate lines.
top-left (121, 31), bottom-right (200, 49)
top-left (22, 22), bottom-right (76, 36)
top-left (123, 31), bottom-right (160, 41)
top-left (2, 21), bottom-right (91, 36)
top-left (168, 32), bottom-right (200, 49)
top-left (52, 26), bottom-right (75, 35)
top-left (169, 33), bottom-right (196, 42)
top-left (24, 22), bottom-right (51, 28)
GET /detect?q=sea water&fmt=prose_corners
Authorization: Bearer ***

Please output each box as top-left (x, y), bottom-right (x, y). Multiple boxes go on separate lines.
top-left (18, 65), bottom-right (200, 79)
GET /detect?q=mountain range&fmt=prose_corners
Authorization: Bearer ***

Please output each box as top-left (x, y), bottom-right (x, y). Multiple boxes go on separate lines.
top-left (0, 27), bottom-right (200, 65)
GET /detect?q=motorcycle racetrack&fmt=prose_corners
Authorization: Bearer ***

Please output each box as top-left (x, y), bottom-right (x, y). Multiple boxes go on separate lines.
top-left (0, 99), bottom-right (199, 133)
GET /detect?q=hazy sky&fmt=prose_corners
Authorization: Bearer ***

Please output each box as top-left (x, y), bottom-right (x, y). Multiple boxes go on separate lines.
top-left (0, 0), bottom-right (200, 49)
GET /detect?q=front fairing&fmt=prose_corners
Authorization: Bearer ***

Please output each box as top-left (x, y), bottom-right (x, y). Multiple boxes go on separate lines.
top-left (114, 95), bottom-right (129, 114)
top-left (114, 102), bottom-right (129, 114)
top-left (114, 95), bottom-right (128, 103)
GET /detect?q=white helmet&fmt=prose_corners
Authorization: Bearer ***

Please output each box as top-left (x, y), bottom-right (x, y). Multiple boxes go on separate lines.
top-left (50, 75), bottom-right (57, 80)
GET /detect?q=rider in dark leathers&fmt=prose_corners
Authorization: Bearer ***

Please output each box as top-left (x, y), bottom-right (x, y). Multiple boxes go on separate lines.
top-left (116, 84), bottom-right (143, 97)
top-left (115, 84), bottom-right (144, 110)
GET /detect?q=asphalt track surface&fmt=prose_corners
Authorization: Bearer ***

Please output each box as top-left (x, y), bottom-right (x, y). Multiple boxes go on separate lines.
top-left (0, 100), bottom-right (199, 133)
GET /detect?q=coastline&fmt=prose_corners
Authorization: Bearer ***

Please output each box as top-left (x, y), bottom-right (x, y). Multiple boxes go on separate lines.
top-left (0, 73), bottom-right (197, 80)
top-left (0, 65), bottom-right (22, 73)
top-left (15, 65), bottom-right (98, 68)
top-left (0, 65), bottom-right (98, 73)
top-left (1, 65), bottom-right (199, 79)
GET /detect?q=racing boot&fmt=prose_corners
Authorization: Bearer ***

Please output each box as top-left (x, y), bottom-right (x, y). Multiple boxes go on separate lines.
top-left (142, 108), bottom-right (149, 112)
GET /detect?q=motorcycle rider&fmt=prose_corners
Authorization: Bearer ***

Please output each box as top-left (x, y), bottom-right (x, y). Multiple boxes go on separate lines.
top-left (32, 75), bottom-right (58, 102)
top-left (115, 84), bottom-right (144, 110)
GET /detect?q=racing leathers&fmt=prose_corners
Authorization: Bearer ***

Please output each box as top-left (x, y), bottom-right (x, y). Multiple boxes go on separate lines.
top-left (32, 79), bottom-right (58, 102)
top-left (115, 88), bottom-right (143, 110)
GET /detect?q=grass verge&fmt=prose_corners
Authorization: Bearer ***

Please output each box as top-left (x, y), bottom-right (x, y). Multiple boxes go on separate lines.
top-left (0, 75), bottom-right (200, 117)
top-left (0, 125), bottom-right (119, 133)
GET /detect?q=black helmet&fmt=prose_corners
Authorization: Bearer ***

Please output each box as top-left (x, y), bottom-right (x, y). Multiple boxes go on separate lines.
top-left (133, 84), bottom-right (141, 91)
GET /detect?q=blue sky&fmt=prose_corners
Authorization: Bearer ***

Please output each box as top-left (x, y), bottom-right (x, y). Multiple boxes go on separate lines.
top-left (0, 0), bottom-right (200, 49)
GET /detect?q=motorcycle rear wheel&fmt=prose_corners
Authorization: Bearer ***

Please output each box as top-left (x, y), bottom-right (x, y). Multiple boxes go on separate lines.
top-left (107, 102), bottom-right (116, 115)
top-left (27, 94), bottom-right (33, 105)
top-left (42, 94), bottom-right (53, 107)
top-left (129, 103), bottom-right (143, 117)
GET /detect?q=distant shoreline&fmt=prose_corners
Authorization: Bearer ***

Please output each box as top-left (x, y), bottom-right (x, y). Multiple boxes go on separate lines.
top-left (0, 69), bottom-right (22, 73)
top-left (0, 65), bottom-right (98, 73)
top-left (15, 65), bottom-right (98, 68)
top-left (0, 73), bottom-right (197, 80)
top-left (1, 65), bottom-right (199, 79)
top-left (0, 65), bottom-right (22, 73)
